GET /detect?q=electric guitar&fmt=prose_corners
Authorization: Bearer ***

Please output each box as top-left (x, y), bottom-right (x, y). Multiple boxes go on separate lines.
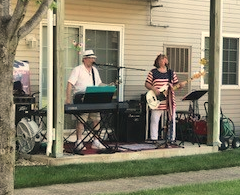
top-left (146, 70), bottom-right (206, 109)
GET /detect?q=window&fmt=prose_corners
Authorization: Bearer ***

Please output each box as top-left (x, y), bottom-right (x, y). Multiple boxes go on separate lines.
top-left (203, 37), bottom-right (209, 84)
top-left (41, 24), bottom-right (123, 107)
top-left (85, 30), bottom-right (119, 84)
top-left (41, 26), bottom-right (82, 106)
top-left (165, 46), bottom-right (191, 96)
top-left (203, 35), bottom-right (239, 87)
top-left (41, 22), bottom-right (123, 129)
top-left (222, 38), bottom-right (238, 85)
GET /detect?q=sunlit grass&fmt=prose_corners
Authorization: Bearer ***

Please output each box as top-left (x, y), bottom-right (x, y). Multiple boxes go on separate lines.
top-left (15, 149), bottom-right (240, 189)
top-left (114, 179), bottom-right (240, 195)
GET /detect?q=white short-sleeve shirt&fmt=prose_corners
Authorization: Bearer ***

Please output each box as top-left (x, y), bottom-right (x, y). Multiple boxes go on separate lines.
top-left (68, 64), bottom-right (102, 94)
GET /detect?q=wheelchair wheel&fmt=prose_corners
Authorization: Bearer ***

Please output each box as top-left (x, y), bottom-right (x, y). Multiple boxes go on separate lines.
top-left (219, 136), bottom-right (229, 151)
top-left (232, 137), bottom-right (240, 148)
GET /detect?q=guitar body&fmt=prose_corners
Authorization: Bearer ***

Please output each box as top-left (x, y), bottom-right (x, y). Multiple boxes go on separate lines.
top-left (146, 70), bottom-right (205, 109)
top-left (146, 90), bottom-right (167, 109)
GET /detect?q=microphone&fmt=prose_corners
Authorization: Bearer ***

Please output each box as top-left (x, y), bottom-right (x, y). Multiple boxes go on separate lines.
top-left (92, 62), bottom-right (100, 66)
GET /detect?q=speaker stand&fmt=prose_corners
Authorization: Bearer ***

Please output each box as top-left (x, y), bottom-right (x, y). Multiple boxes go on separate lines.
top-left (156, 113), bottom-right (184, 149)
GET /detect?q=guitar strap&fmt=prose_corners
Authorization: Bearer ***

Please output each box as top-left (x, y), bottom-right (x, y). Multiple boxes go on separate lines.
top-left (167, 68), bottom-right (172, 84)
top-left (167, 68), bottom-right (173, 121)
top-left (92, 68), bottom-right (95, 86)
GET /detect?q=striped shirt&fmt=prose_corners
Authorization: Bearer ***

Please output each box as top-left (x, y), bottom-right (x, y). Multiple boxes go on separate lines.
top-left (146, 68), bottom-right (178, 110)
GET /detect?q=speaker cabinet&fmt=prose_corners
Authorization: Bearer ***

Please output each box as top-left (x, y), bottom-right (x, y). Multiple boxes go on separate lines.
top-left (15, 104), bottom-right (32, 126)
top-left (14, 96), bottom-right (35, 126)
top-left (118, 112), bottom-right (145, 143)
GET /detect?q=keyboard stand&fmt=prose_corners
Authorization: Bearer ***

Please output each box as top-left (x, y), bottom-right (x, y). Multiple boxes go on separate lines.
top-left (65, 110), bottom-right (116, 154)
top-left (64, 102), bottom-right (129, 154)
top-left (74, 112), bottom-right (115, 153)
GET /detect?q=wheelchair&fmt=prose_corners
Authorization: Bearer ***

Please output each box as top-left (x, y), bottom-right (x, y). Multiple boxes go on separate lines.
top-left (204, 102), bottom-right (240, 150)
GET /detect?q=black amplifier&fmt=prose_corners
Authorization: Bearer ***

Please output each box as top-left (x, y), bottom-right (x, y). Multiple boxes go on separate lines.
top-left (14, 96), bottom-right (35, 104)
top-left (116, 100), bottom-right (145, 143)
top-left (14, 96), bottom-right (35, 126)
top-left (125, 100), bottom-right (142, 114)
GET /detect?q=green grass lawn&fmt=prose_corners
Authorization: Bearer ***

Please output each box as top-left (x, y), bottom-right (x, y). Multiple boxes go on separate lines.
top-left (15, 148), bottom-right (240, 189)
top-left (114, 179), bottom-right (240, 195)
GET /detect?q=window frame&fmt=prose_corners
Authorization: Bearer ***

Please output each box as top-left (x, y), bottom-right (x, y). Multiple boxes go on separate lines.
top-left (39, 20), bottom-right (125, 106)
top-left (70, 22), bottom-right (125, 102)
top-left (201, 32), bottom-right (240, 89)
top-left (164, 44), bottom-right (192, 96)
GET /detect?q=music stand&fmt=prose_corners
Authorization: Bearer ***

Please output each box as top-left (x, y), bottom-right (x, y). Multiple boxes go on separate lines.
top-left (84, 86), bottom-right (116, 103)
top-left (182, 90), bottom-right (208, 117)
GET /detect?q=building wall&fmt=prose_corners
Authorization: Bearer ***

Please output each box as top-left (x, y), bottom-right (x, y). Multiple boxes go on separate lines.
top-left (14, 0), bottom-right (41, 94)
top-left (15, 0), bottom-right (240, 134)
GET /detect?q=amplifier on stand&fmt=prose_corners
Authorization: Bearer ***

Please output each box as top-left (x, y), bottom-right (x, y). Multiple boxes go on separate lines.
top-left (14, 96), bottom-right (35, 104)
top-left (14, 96), bottom-right (35, 126)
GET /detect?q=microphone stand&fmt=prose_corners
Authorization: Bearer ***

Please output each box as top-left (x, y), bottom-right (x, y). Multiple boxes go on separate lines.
top-left (94, 63), bottom-right (146, 149)
top-left (94, 63), bottom-right (145, 72)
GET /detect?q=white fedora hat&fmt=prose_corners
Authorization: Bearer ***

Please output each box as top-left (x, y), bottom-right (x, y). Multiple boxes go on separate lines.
top-left (82, 50), bottom-right (97, 58)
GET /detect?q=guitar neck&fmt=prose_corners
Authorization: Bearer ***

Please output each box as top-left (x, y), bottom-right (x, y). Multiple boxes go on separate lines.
top-left (172, 78), bottom-right (193, 91)
top-left (171, 71), bottom-right (205, 91)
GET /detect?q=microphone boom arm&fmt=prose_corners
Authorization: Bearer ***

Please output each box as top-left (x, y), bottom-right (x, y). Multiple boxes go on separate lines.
top-left (93, 62), bottom-right (145, 71)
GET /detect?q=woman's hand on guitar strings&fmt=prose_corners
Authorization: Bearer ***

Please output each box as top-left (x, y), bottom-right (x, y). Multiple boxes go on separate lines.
top-left (153, 87), bottom-right (160, 96)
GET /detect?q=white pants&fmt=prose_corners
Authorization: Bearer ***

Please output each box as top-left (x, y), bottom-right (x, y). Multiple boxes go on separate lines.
top-left (168, 109), bottom-right (176, 141)
top-left (150, 108), bottom-right (176, 141)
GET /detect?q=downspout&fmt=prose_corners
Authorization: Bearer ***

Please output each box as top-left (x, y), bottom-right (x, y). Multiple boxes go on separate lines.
top-left (46, 9), bottom-right (54, 156)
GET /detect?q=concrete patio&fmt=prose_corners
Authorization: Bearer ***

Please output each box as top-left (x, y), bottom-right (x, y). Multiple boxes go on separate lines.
top-left (22, 141), bottom-right (219, 166)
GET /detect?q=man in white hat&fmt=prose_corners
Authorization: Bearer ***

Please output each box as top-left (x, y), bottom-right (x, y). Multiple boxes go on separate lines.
top-left (66, 50), bottom-right (105, 151)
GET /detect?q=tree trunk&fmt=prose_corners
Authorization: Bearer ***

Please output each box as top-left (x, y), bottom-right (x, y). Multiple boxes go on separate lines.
top-left (0, 1), bottom-right (53, 193)
top-left (0, 31), bottom-right (19, 194)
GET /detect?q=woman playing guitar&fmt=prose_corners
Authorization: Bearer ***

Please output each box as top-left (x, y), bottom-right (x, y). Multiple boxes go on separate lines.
top-left (145, 54), bottom-right (185, 146)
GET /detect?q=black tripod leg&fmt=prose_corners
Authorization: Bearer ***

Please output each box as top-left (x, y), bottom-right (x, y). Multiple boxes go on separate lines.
top-left (178, 122), bottom-right (186, 147)
top-left (168, 119), bottom-right (184, 148)
top-left (156, 111), bottom-right (170, 148)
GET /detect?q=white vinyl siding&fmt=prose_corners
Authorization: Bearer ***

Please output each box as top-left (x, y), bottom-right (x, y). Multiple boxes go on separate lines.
top-left (14, 0), bottom-right (240, 134)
